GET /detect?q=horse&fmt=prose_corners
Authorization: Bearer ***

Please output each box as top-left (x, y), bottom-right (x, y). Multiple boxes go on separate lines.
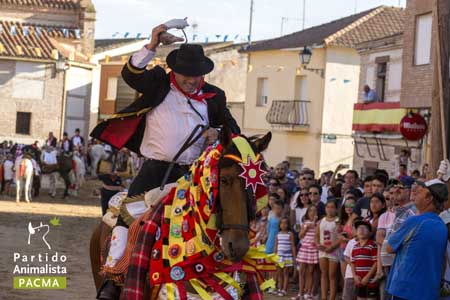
top-left (15, 155), bottom-right (34, 203)
top-left (90, 129), bottom-right (273, 300)
top-left (89, 144), bottom-right (111, 177)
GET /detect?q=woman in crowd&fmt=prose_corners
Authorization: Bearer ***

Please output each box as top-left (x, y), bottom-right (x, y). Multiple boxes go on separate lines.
top-left (295, 206), bottom-right (319, 300)
top-left (366, 192), bottom-right (386, 234)
top-left (316, 200), bottom-right (341, 300)
top-left (339, 196), bottom-right (356, 284)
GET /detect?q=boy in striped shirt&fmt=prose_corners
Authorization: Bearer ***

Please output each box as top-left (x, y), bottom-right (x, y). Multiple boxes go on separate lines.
top-left (351, 220), bottom-right (378, 300)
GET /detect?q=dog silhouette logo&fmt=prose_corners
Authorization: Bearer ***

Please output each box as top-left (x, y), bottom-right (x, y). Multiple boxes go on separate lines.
top-left (27, 222), bottom-right (51, 250)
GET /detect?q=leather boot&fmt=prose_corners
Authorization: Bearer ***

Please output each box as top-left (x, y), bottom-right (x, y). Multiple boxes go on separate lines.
top-left (96, 280), bottom-right (120, 300)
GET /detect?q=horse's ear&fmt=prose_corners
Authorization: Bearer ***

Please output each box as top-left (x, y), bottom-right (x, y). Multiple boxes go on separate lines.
top-left (254, 132), bottom-right (272, 153)
top-left (219, 125), bottom-right (232, 148)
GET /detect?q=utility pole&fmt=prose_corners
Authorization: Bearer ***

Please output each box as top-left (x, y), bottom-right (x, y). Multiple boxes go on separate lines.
top-left (248, 0), bottom-right (254, 47)
top-left (431, 0), bottom-right (450, 173)
top-left (302, 0), bottom-right (306, 30)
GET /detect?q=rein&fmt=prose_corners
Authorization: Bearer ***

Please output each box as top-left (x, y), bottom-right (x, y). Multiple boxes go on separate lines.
top-left (160, 124), bottom-right (209, 190)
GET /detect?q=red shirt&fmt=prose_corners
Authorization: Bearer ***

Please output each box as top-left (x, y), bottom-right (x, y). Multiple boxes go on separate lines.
top-left (351, 239), bottom-right (378, 287)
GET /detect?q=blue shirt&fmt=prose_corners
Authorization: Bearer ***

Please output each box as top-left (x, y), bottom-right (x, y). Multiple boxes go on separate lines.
top-left (386, 212), bottom-right (447, 300)
top-left (265, 216), bottom-right (280, 254)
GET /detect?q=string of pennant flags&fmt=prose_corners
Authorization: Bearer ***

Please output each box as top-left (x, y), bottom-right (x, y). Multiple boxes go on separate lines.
top-left (0, 23), bottom-right (89, 38)
top-left (111, 31), bottom-right (250, 43)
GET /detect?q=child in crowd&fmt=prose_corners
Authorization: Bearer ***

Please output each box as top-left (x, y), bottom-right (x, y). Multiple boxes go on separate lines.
top-left (274, 217), bottom-right (296, 296)
top-left (376, 187), bottom-right (396, 299)
top-left (342, 217), bottom-right (362, 300)
top-left (295, 206), bottom-right (319, 300)
top-left (339, 196), bottom-right (356, 284)
top-left (351, 220), bottom-right (378, 300)
top-left (366, 192), bottom-right (386, 234)
top-left (266, 199), bottom-right (284, 295)
top-left (316, 200), bottom-right (341, 300)
top-left (268, 193), bottom-right (281, 220)
top-left (253, 206), bottom-right (269, 247)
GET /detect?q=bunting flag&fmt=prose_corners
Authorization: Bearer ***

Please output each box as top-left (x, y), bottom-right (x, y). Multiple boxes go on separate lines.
top-left (74, 29), bottom-right (81, 38)
top-left (0, 42), bottom-right (4, 53)
top-left (112, 32), bottom-right (119, 37)
top-left (10, 25), bottom-right (16, 36)
top-left (23, 26), bottom-right (29, 36)
top-left (192, 34), bottom-right (197, 41)
top-left (62, 28), bottom-right (69, 37)
top-left (35, 26), bottom-right (41, 37)
top-left (0, 24), bottom-right (2, 34)
top-left (16, 45), bottom-right (23, 55)
top-left (136, 33), bottom-right (142, 38)
top-left (51, 49), bottom-right (59, 60)
top-left (223, 35), bottom-right (228, 42)
top-left (34, 47), bottom-right (42, 57)
top-left (105, 55), bottom-right (110, 63)
top-left (124, 32), bottom-right (130, 38)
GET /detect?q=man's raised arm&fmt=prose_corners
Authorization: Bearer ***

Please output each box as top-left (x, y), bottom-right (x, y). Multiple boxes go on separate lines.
top-left (121, 25), bottom-right (168, 94)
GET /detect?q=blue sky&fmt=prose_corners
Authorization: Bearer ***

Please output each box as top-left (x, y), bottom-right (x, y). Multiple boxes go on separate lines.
top-left (92, 0), bottom-right (405, 42)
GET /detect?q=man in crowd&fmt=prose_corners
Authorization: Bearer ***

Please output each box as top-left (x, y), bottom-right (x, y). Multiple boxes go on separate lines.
top-left (363, 84), bottom-right (380, 103)
top-left (386, 179), bottom-right (448, 300)
top-left (354, 174), bottom-right (387, 218)
top-left (61, 132), bottom-right (73, 153)
top-left (274, 162), bottom-right (297, 196)
top-left (46, 132), bottom-right (57, 148)
top-left (71, 128), bottom-right (85, 150)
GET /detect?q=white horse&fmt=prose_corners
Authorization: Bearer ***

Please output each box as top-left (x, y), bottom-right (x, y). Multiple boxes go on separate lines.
top-left (72, 151), bottom-right (86, 188)
top-left (89, 144), bottom-right (110, 177)
top-left (15, 156), bottom-right (34, 203)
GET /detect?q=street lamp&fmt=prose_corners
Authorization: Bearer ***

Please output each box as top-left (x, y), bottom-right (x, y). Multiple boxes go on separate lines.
top-left (299, 46), bottom-right (324, 78)
top-left (300, 46), bottom-right (312, 65)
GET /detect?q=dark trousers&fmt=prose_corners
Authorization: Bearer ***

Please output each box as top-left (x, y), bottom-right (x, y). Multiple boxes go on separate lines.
top-left (116, 159), bottom-right (189, 227)
top-left (100, 188), bottom-right (118, 216)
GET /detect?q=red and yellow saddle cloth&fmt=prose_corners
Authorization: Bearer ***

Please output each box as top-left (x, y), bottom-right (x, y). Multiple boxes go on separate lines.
top-left (148, 138), bottom-right (278, 300)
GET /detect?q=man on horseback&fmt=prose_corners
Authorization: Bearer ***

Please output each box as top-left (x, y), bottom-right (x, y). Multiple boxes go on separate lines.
top-left (91, 24), bottom-right (240, 299)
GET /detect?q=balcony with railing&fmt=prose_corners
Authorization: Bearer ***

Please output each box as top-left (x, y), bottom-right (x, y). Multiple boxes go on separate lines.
top-left (266, 100), bottom-right (310, 130)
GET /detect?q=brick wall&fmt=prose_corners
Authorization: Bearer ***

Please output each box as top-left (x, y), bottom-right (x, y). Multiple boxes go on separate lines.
top-left (400, 0), bottom-right (434, 108)
top-left (0, 59), bottom-right (64, 144)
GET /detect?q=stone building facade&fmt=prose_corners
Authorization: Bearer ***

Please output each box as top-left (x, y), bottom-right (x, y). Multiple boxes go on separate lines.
top-left (0, 0), bottom-right (96, 144)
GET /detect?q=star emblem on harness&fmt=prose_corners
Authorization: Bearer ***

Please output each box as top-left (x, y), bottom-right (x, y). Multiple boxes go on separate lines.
top-left (238, 156), bottom-right (267, 193)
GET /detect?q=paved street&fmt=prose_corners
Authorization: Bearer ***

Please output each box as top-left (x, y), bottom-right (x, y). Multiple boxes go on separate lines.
top-left (0, 180), bottom-right (299, 300)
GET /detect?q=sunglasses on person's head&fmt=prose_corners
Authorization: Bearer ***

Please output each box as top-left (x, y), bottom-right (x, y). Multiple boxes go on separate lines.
top-left (345, 203), bottom-right (355, 208)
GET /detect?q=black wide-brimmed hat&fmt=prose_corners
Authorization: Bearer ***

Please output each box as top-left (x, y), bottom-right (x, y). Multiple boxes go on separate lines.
top-left (166, 44), bottom-right (214, 76)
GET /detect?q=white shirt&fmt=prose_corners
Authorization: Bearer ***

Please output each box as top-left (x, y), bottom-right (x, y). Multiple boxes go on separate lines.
top-left (43, 150), bottom-right (58, 165)
top-left (132, 47), bottom-right (209, 164)
top-left (72, 136), bottom-right (82, 146)
top-left (3, 159), bottom-right (14, 180)
top-left (344, 238), bottom-right (358, 278)
top-left (63, 140), bottom-right (70, 152)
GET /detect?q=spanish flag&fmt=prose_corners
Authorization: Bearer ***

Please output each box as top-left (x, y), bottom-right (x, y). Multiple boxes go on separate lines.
top-left (352, 102), bottom-right (407, 133)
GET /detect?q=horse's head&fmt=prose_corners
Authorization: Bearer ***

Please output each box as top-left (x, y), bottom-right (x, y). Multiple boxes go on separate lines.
top-left (217, 128), bottom-right (271, 262)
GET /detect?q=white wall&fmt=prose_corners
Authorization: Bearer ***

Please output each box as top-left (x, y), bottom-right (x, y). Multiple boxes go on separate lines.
top-left (319, 46), bottom-right (360, 173)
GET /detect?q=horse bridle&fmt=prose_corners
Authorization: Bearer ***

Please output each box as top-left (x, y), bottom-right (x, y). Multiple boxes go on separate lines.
top-left (216, 173), bottom-right (257, 233)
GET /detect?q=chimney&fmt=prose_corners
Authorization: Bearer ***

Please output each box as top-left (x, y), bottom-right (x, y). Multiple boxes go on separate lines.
top-left (79, 0), bottom-right (96, 56)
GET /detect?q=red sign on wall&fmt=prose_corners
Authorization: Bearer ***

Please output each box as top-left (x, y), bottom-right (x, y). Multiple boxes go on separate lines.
top-left (400, 113), bottom-right (427, 141)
